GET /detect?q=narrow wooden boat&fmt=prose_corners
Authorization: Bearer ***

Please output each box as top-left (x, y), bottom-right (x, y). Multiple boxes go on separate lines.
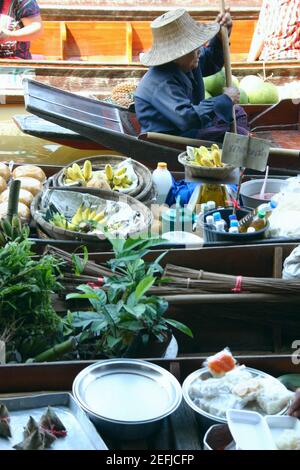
top-left (0, 355), bottom-right (296, 394)
top-left (3, 162), bottom-right (300, 354)
top-left (0, 355), bottom-right (297, 450)
top-left (19, 79), bottom-right (300, 171)
top-left (1, 6), bottom-right (299, 99)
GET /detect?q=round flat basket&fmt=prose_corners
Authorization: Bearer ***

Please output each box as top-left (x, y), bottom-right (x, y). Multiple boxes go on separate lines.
top-left (53, 155), bottom-right (153, 201)
top-left (31, 187), bottom-right (153, 242)
top-left (178, 151), bottom-right (236, 180)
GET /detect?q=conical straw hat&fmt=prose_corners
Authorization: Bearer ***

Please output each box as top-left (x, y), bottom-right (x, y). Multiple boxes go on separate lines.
top-left (141, 9), bottom-right (220, 67)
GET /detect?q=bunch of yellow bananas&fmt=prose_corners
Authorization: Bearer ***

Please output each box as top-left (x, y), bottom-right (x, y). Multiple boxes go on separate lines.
top-left (50, 204), bottom-right (106, 232)
top-left (191, 144), bottom-right (224, 168)
top-left (105, 164), bottom-right (133, 191)
top-left (64, 161), bottom-right (93, 185)
top-left (71, 204), bottom-right (106, 226)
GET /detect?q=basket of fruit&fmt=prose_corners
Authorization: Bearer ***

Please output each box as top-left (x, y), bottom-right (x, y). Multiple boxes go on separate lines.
top-left (31, 187), bottom-right (152, 242)
top-left (178, 145), bottom-right (236, 180)
top-left (53, 155), bottom-right (153, 202)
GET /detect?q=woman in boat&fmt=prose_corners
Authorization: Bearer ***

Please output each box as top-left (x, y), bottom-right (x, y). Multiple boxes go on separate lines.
top-left (248, 0), bottom-right (300, 62)
top-left (134, 8), bottom-right (248, 143)
top-left (289, 389), bottom-right (300, 418)
top-left (0, 0), bottom-right (43, 59)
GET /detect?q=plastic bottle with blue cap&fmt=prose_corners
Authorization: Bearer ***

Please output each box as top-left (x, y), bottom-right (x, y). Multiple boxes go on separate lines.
top-left (212, 211), bottom-right (227, 230)
top-left (229, 219), bottom-right (239, 234)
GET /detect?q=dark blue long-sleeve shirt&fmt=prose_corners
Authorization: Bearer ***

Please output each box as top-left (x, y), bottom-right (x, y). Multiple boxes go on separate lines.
top-left (135, 35), bottom-right (233, 137)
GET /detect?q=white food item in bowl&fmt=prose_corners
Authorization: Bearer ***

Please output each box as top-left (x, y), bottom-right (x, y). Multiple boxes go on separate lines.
top-left (189, 366), bottom-right (293, 418)
top-left (276, 429), bottom-right (300, 450)
top-left (197, 394), bottom-right (245, 418)
top-left (256, 378), bottom-right (294, 415)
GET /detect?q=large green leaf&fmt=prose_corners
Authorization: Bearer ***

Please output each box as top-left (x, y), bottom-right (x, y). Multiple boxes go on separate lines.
top-left (165, 319), bottom-right (193, 338)
top-left (135, 276), bottom-right (155, 301)
top-left (124, 303), bottom-right (146, 318)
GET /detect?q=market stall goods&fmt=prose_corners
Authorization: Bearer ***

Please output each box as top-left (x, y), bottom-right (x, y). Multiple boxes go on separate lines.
top-left (0, 163), bottom-right (10, 182)
top-left (12, 165), bottom-right (46, 183)
top-left (0, 188), bottom-right (34, 208)
top-left (0, 404), bottom-right (12, 438)
top-left (0, 201), bottom-right (30, 222)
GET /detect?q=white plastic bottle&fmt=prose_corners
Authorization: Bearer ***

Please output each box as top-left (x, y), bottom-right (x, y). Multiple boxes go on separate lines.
top-left (152, 162), bottom-right (173, 204)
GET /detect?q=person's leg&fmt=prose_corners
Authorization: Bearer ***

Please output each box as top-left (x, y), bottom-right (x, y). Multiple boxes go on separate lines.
top-left (191, 105), bottom-right (249, 141)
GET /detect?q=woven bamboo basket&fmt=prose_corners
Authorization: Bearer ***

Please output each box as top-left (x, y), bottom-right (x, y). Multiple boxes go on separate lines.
top-left (31, 187), bottom-right (153, 242)
top-left (53, 155), bottom-right (153, 202)
top-left (178, 151), bottom-right (236, 180)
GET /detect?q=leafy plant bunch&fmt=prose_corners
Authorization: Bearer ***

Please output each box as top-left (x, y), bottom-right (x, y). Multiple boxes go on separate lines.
top-left (0, 238), bottom-right (63, 361)
top-left (65, 237), bottom-right (193, 358)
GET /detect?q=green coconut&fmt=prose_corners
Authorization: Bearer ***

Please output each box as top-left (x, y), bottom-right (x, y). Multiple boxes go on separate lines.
top-left (250, 82), bottom-right (279, 104)
top-left (239, 75), bottom-right (279, 104)
top-left (239, 88), bottom-right (249, 104)
top-left (203, 70), bottom-right (225, 96)
top-left (239, 75), bottom-right (264, 95)
top-left (232, 74), bottom-right (240, 88)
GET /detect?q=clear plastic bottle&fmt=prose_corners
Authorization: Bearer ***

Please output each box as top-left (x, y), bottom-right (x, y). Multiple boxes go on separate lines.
top-left (215, 220), bottom-right (226, 232)
top-left (206, 215), bottom-right (215, 228)
top-left (249, 209), bottom-right (267, 231)
top-left (213, 211), bottom-right (228, 230)
top-left (257, 199), bottom-right (277, 219)
top-left (152, 162), bottom-right (173, 204)
top-left (206, 200), bottom-right (216, 211)
top-left (229, 219), bottom-right (239, 234)
top-left (239, 199), bottom-right (277, 232)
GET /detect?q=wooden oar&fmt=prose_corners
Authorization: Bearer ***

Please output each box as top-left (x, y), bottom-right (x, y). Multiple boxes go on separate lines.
top-left (220, 0), bottom-right (237, 134)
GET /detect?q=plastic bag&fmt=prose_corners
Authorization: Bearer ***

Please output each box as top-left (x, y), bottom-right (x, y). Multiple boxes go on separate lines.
top-left (268, 193), bottom-right (300, 238)
top-left (205, 348), bottom-right (237, 377)
top-left (282, 245), bottom-right (300, 279)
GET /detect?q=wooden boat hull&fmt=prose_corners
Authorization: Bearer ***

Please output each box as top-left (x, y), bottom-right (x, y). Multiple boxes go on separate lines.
top-left (0, 354), bottom-right (296, 450)
top-left (21, 79), bottom-right (300, 171)
top-left (0, 355), bottom-right (296, 394)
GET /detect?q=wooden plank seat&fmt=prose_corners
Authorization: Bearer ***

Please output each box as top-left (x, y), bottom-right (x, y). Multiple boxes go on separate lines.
top-left (63, 21), bottom-right (132, 63)
top-left (30, 21), bottom-right (66, 60)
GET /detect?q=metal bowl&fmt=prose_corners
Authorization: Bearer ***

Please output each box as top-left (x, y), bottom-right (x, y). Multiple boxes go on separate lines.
top-left (182, 367), bottom-right (289, 433)
top-left (72, 359), bottom-right (182, 440)
top-left (203, 424), bottom-right (235, 450)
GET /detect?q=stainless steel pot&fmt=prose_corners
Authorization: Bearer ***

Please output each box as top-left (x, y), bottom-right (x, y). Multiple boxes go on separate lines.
top-left (72, 358), bottom-right (182, 440)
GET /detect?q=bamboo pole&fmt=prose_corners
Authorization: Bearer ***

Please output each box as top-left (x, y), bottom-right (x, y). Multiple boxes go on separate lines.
top-left (220, 0), bottom-right (237, 133)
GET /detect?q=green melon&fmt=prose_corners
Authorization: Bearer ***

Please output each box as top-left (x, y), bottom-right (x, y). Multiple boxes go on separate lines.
top-left (203, 70), bottom-right (225, 96)
top-left (239, 75), bottom-right (279, 104)
top-left (232, 74), bottom-right (240, 88)
top-left (239, 88), bottom-right (249, 104)
top-left (251, 82), bottom-right (279, 104)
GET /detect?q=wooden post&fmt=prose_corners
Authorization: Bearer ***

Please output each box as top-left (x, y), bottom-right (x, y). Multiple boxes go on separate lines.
top-left (220, 0), bottom-right (237, 133)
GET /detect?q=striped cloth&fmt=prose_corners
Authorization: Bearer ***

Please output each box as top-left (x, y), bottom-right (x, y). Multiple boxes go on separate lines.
top-left (255, 0), bottom-right (300, 61)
